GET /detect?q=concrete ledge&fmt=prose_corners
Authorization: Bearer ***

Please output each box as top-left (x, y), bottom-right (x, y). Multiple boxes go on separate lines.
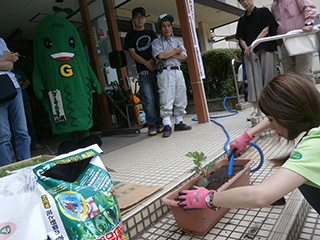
top-left (236, 101), bottom-right (253, 110)
top-left (186, 96), bottom-right (244, 114)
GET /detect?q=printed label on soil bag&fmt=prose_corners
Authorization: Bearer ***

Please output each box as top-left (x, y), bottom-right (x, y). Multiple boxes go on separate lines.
top-left (33, 144), bottom-right (124, 240)
top-left (57, 192), bottom-right (84, 221)
top-left (0, 222), bottom-right (16, 240)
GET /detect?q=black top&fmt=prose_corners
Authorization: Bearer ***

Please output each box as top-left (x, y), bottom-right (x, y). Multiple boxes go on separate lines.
top-left (124, 29), bottom-right (158, 72)
top-left (236, 7), bottom-right (278, 53)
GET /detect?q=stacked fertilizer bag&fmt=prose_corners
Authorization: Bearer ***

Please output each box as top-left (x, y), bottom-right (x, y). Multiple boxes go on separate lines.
top-left (0, 144), bottom-right (125, 240)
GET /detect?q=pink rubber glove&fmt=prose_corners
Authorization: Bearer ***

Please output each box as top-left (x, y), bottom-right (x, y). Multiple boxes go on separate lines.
top-left (229, 129), bottom-right (254, 155)
top-left (177, 186), bottom-right (213, 210)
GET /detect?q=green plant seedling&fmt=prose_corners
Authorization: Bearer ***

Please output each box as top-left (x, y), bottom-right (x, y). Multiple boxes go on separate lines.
top-left (186, 151), bottom-right (216, 188)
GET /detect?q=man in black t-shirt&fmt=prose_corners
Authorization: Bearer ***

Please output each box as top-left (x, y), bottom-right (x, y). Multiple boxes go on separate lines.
top-left (124, 7), bottom-right (162, 136)
top-left (236, 0), bottom-right (278, 116)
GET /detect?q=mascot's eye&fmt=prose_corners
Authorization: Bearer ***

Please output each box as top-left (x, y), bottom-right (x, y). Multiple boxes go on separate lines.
top-left (69, 37), bottom-right (75, 48)
top-left (44, 38), bottom-right (53, 49)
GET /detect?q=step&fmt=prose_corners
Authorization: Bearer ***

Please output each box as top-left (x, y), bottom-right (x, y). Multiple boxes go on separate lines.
top-left (268, 190), bottom-right (310, 240)
top-left (130, 188), bottom-right (310, 239)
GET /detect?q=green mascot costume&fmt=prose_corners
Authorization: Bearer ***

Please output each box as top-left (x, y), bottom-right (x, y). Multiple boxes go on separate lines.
top-left (33, 8), bottom-right (102, 153)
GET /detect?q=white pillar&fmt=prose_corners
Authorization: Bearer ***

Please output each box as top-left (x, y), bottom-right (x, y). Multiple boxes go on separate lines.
top-left (198, 21), bottom-right (213, 52)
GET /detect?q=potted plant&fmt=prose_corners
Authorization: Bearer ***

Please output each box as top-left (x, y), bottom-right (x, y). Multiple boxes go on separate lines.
top-left (161, 152), bottom-right (254, 236)
top-left (186, 151), bottom-right (216, 188)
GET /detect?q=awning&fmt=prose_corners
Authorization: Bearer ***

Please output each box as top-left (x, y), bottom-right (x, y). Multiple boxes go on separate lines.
top-left (115, 0), bottom-right (244, 29)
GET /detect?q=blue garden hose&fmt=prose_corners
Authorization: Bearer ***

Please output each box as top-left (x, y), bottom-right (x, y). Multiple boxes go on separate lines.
top-left (247, 142), bottom-right (264, 172)
top-left (192, 96), bottom-right (264, 176)
top-left (228, 142), bottom-right (264, 175)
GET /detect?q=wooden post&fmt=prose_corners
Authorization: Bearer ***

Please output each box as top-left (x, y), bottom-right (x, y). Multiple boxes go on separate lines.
top-left (102, 0), bottom-right (129, 90)
top-left (176, 0), bottom-right (209, 123)
top-left (78, 0), bottom-right (112, 130)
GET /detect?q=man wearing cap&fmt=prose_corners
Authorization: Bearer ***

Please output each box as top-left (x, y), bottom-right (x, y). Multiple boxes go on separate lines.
top-left (152, 14), bottom-right (192, 138)
top-left (124, 7), bottom-right (163, 136)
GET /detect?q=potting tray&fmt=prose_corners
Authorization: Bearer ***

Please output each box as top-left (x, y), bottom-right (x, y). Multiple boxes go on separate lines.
top-left (161, 158), bottom-right (254, 236)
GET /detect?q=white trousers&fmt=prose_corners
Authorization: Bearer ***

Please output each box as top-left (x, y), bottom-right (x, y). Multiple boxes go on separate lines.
top-left (281, 44), bottom-right (315, 84)
top-left (157, 69), bottom-right (187, 122)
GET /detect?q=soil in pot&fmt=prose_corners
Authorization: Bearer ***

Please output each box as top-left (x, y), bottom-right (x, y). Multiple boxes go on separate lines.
top-left (206, 165), bottom-right (244, 190)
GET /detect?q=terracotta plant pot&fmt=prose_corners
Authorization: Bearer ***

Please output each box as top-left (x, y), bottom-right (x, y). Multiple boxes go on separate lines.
top-left (161, 158), bottom-right (254, 236)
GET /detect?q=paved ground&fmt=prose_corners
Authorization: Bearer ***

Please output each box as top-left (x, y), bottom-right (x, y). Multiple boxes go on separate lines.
top-left (32, 103), bottom-right (253, 189)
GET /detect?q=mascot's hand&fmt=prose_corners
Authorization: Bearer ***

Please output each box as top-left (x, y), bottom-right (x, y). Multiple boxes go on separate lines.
top-left (89, 76), bottom-right (101, 94)
top-left (37, 91), bottom-right (44, 100)
top-left (94, 82), bottom-right (101, 94)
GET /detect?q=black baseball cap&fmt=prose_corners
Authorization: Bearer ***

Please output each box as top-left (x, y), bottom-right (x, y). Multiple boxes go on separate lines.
top-left (132, 7), bottom-right (146, 18)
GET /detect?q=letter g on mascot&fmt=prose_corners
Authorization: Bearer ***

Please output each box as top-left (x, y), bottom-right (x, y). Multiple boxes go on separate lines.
top-left (33, 8), bottom-right (102, 153)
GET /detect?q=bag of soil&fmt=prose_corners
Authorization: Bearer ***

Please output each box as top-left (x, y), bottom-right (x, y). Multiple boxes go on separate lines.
top-left (33, 144), bottom-right (124, 240)
top-left (0, 168), bottom-right (47, 240)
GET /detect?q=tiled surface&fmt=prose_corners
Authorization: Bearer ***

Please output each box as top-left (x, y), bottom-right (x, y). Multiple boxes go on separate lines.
top-left (132, 135), bottom-right (300, 240)
top-left (98, 106), bottom-right (255, 238)
top-left (299, 208), bottom-right (320, 239)
top-left (101, 108), bottom-right (253, 190)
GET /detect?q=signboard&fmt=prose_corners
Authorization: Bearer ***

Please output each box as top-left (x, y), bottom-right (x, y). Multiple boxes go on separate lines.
top-left (185, 0), bottom-right (206, 79)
